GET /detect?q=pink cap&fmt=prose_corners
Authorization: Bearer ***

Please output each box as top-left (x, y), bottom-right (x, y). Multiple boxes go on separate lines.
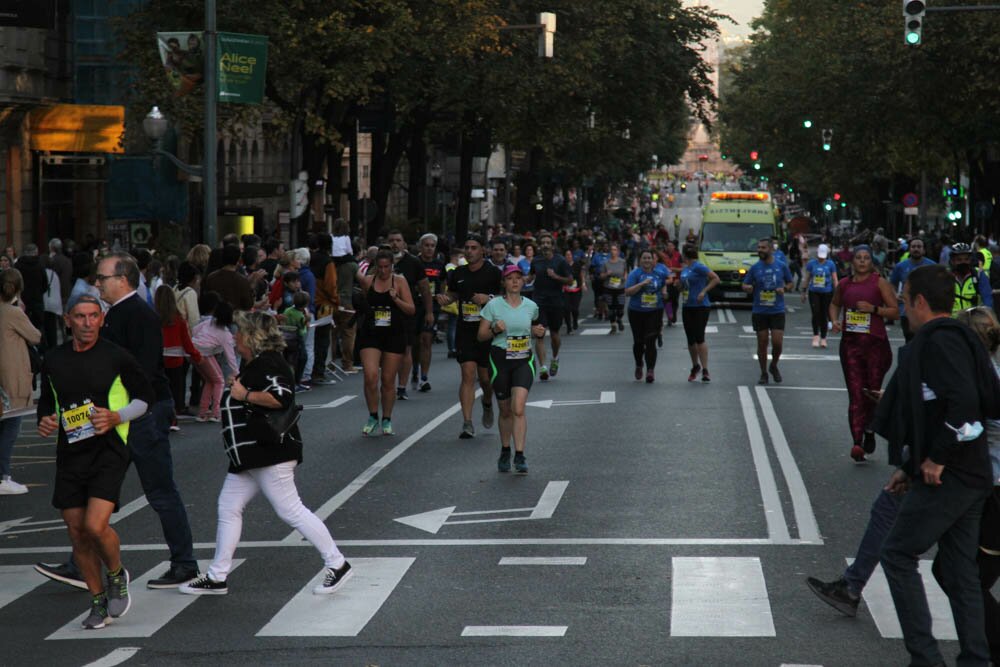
top-left (503, 264), bottom-right (523, 278)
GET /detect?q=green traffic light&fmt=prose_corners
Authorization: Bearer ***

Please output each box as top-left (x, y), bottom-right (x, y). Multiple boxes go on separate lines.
top-left (840, 202), bottom-right (847, 208)
top-left (753, 163), bottom-right (761, 170)
top-left (824, 203), bottom-right (833, 211)
top-left (777, 162), bottom-right (784, 168)
top-left (823, 143), bottom-right (831, 151)
top-left (803, 120), bottom-right (813, 129)
top-left (906, 31), bottom-right (921, 45)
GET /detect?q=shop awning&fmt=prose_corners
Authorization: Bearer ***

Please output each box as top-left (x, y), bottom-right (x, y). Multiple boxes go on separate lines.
top-left (28, 104), bottom-right (125, 153)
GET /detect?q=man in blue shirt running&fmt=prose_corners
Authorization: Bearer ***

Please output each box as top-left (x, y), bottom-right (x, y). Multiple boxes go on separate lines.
top-left (743, 238), bottom-right (794, 385)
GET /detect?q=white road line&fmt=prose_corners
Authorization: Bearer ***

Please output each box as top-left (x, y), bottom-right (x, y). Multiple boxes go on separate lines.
top-left (0, 565), bottom-right (48, 611)
top-left (284, 392), bottom-right (480, 543)
top-left (753, 354), bottom-right (840, 361)
top-left (462, 626), bottom-right (567, 637)
top-left (256, 557), bottom-right (414, 637)
top-left (499, 557), bottom-right (587, 566)
top-left (738, 387), bottom-right (791, 543)
top-left (109, 496), bottom-right (149, 525)
top-left (849, 559), bottom-right (957, 640)
top-left (755, 387), bottom-right (823, 544)
top-left (0, 538), bottom-right (791, 557)
top-left (716, 309), bottom-right (726, 323)
top-left (580, 328), bottom-right (618, 336)
top-left (301, 395), bottom-right (356, 410)
top-left (726, 308), bottom-right (737, 324)
top-left (47, 559), bottom-right (242, 640)
top-left (82, 647), bottom-right (141, 667)
top-left (670, 557), bottom-right (776, 637)
top-left (704, 325), bottom-right (718, 333)
top-left (743, 325), bottom-right (755, 333)
top-left (764, 386), bottom-right (846, 391)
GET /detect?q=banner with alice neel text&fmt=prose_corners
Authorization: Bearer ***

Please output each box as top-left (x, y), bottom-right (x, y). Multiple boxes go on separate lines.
top-left (156, 31), bottom-right (267, 104)
top-left (217, 32), bottom-right (267, 105)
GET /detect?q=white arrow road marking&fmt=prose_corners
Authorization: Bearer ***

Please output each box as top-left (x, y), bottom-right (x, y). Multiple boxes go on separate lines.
top-left (527, 392), bottom-right (614, 409)
top-left (0, 516), bottom-right (65, 536)
top-left (395, 481), bottom-right (570, 534)
top-left (302, 395), bottom-right (356, 410)
top-left (753, 354), bottom-right (839, 361)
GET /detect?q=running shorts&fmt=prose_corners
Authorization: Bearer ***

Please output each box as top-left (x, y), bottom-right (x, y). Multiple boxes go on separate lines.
top-left (356, 328), bottom-right (407, 355)
top-left (682, 306), bottom-right (711, 345)
top-left (456, 326), bottom-right (491, 368)
top-left (53, 441), bottom-right (130, 510)
top-left (537, 305), bottom-right (565, 333)
top-left (751, 313), bottom-right (786, 332)
top-left (488, 346), bottom-right (535, 401)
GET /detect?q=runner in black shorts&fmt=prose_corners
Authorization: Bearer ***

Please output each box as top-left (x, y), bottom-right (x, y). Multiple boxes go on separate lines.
top-left (415, 233), bottom-right (446, 392)
top-left (38, 294), bottom-right (155, 629)
top-left (478, 265), bottom-right (546, 474)
top-left (356, 250), bottom-right (415, 436)
top-left (530, 233), bottom-right (573, 381)
top-left (387, 230), bottom-right (431, 401)
top-left (440, 235), bottom-right (502, 438)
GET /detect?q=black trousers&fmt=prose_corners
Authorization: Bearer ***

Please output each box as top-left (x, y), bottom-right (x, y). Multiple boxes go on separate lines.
top-left (628, 309), bottom-right (659, 369)
top-left (312, 323), bottom-right (331, 379)
top-left (808, 291), bottom-right (833, 337)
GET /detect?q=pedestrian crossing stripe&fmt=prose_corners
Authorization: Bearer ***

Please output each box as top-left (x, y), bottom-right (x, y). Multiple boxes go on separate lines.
top-left (47, 560), bottom-right (243, 640)
top-left (670, 556), bottom-right (776, 637)
top-left (256, 557), bottom-right (414, 637)
top-left (0, 565), bottom-right (48, 611)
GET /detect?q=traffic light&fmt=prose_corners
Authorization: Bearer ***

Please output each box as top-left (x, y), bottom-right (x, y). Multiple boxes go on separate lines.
top-left (821, 128), bottom-right (833, 151)
top-left (803, 120), bottom-right (813, 129)
top-left (824, 202), bottom-right (833, 212)
top-left (777, 162), bottom-right (784, 168)
top-left (750, 150), bottom-right (759, 161)
top-left (833, 192), bottom-right (841, 201)
top-left (753, 162), bottom-right (761, 171)
top-left (903, 1), bottom-right (925, 46)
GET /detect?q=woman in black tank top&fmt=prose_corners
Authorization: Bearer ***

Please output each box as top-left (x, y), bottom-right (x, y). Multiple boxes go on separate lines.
top-left (355, 250), bottom-right (415, 436)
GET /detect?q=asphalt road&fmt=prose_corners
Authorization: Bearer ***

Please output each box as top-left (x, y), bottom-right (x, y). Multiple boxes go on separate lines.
top-left (0, 194), bottom-right (974, 666)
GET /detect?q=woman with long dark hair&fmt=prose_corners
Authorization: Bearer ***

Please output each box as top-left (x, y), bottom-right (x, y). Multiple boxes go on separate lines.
top-left (624, 250), bottom-right (667, 383)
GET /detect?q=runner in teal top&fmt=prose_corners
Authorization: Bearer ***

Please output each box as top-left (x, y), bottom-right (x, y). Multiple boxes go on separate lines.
top-left (478, 265), bottom-right (546, 474)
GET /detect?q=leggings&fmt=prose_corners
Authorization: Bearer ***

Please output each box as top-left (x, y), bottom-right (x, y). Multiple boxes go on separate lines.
top-left (564, 291), bottom-right (582, 331)
top-left (196, 356), bottom-right (224, 418)
top-left (665, 284), bottom-right (680, 323)
top-left (605, 289), bottom-right (625, 324)
top-left (628, 309), bottom-right (660, 370)
top-left (808, 291), bottom-right (834, 337)
top-left (839, 333), bottom-right (892, 446)
top-left (207, 461), bottom-right (345, 582)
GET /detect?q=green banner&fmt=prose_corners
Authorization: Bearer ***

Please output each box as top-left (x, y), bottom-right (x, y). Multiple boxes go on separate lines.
top-left (217, 32), bottom-right (268, 105)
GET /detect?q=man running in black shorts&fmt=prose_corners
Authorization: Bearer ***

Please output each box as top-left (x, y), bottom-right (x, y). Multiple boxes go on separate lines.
top-left (440, 235), bottom-right (502, 438)
top-left (387, 230), bottom-right (432, 400)
top-left (38, 294), bottom-right (154, 629)
top-left (530, 234), bottom-right (573, 380)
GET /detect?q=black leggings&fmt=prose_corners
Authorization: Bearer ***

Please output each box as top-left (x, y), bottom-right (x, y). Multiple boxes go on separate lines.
top-left (605, 289), bottom-right (625, 324)
top-left (808, 291), bottom-right (833, 337)
top-left (628, 309), bottom-right (660, 369)
top-left (665, 284), bottom-right (680, 323)
top-left (564, 291), bottom-right (582, 332)
top-left (682, 307), bottom-right (711, 345)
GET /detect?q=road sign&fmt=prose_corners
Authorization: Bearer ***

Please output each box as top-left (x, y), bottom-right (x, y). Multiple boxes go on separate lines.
top-left (395, 481), bottom-right (569, 534)
top-left (902, 192), bottom-right (918, 207)
top-left (904, 206), bottom-right (919, 216)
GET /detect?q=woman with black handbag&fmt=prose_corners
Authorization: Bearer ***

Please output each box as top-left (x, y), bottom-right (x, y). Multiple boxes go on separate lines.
top-left (180, 311), bottom-right (351, 596)
top-left (0, 268), bottom-right (42, 495)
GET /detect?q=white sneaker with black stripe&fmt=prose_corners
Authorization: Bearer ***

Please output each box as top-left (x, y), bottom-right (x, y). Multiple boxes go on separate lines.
top-left (313, 561), bottom-right (352, 595)
top-left (178, 575), bottom-right (228, 595)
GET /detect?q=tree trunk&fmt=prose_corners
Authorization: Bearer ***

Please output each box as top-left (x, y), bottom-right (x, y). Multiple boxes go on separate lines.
top-left (407, 131), bottom-right (427, 223)
top-left (369, 126), bottom-right (411, 245)
top-left (455, 126), bottom-right (474, 243)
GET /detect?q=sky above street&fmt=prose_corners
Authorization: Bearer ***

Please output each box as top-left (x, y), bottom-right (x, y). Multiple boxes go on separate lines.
top-left (688, 0), bottom-right (765, 37)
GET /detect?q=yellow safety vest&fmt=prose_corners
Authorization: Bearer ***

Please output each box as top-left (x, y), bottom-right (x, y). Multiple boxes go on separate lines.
top-left (953, 273), bottom-right (981, 315)
top-left (979, 248), bottom-right (992, 273)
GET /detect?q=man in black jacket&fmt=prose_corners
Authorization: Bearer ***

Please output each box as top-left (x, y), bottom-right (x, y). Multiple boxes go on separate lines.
top-left (35, 253), bottom-right (198, 590)
top-left (14, 243), bottom-right (47, 340)
top-left (880, 264), bottom-right (997, 667)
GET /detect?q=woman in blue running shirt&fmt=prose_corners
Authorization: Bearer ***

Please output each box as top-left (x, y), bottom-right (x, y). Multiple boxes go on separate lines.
top-left (680, 245), bottom-right (720, 382)
top-left (801, 243), bottom-right (839, 348)
top-left (624, 250), bottom-right (666, 383)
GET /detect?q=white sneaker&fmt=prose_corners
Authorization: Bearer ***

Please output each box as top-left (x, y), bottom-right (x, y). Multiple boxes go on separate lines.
top-left (0, 476), bottom-right (28, 495)
top-left (811, 335), bottom-right (820, 348)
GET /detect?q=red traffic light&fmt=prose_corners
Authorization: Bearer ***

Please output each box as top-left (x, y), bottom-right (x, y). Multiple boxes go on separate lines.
top-left (833, 192), bottom-right (841, 201)
top-left (750, 151), bottom-right (759, 161)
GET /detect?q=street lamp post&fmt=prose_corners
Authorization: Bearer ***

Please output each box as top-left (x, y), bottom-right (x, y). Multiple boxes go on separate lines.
top-left (430, 161), bottom-right (443, 238)
top-left (204, 0), bottom-right (218, 247)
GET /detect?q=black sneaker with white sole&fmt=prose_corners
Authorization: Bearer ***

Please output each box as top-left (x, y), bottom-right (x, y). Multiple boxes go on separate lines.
top-left (82, 594), bottom-right (111, 629)
top-left (313, 561), bottom-right (353, 595)
top-left (34, 561), bottom-right (87, 590)
top-left (106, 567), bottom-right (131, 618)
top-left (148, 565), bottom-right (199, 589)
top-left (178, 575), bottom-right (228, 595)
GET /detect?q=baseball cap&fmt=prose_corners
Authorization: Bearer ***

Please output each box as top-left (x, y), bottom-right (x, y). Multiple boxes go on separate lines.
top-left (502, 264), bottom-right (524, 278)
top-left (817, 244), bottom-right (830, 259)
top-left (66, 293), bottom-right (103, 312)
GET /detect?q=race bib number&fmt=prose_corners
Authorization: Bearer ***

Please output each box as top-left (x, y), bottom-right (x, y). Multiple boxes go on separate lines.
top-left (640, 292), bottom-right (658, 308)
top-left (682, 290), bottom-right (690, 303)
top-left (846, 309), bottom-right (872, 334)
top-left (568, 279), bottom-right (578, 290)
top-left (812, 274), bottom-right (827, 288)
top-left (506, 335), bottom-right (530, 360)
top-left (608, 276), bottom-right (622, 288)
top-left (462, 302), bottom-right (481, 322)
top-left (760, 290), bottom-right (777, 306)
top-left (429, 281), bottom-right (437, 296)
top-left (61, 401), bottom-right (97, 444)
top-left (373, 308), bottom-right (392, 327)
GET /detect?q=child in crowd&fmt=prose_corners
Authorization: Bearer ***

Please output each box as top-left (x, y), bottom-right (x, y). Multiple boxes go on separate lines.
top-left (281, 290), bottom-right (311, 391)
top-left (191, 299), bottom-right (237, 422)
